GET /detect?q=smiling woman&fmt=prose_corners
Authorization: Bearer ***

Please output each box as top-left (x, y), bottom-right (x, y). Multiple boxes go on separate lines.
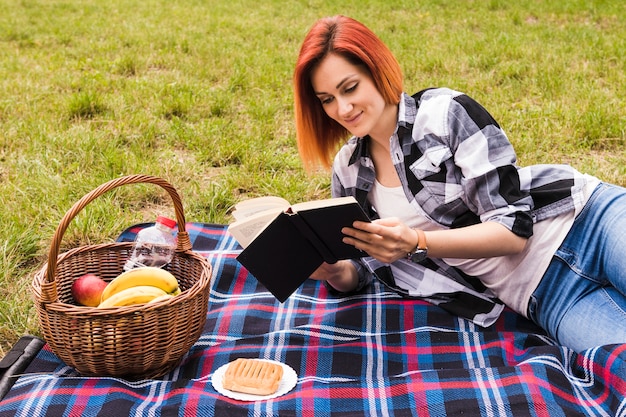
top-left (311, 54), bottom-right (398, 158)
top-left (292, 15), bottom-right (626, 353)
top-left (293, 15), bottom-right (402, 169)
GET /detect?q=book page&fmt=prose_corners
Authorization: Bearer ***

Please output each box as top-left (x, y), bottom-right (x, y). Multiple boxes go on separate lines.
top-left (290, 196), bottom-right (358, 213)
top-left (227, 207), bottom-right (284, 248)
top-left (232, 196), bottom-right (290, 221)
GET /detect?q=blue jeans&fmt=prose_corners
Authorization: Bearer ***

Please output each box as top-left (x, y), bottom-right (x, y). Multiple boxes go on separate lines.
top-left (528, 183), bottom-right (626, 352)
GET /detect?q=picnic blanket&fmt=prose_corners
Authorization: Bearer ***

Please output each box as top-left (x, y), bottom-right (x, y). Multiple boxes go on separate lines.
top-left (1, 223), bottom-right (624, 416)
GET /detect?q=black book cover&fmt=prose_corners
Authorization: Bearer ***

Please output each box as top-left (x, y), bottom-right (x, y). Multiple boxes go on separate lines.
top-left (296, 202), bottom-right (369, 261)
top-left (236, 212), bottom-right (324, 302)
top-left (236, 199), bottom-right (369, 302)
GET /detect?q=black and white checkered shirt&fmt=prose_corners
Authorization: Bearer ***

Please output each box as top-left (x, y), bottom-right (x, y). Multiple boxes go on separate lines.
top-left (331, 88), bottom-right (591, 327)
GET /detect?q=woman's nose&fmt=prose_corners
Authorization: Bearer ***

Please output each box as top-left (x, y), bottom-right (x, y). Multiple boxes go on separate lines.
top-left (337, 98), bottom-right (353, 117)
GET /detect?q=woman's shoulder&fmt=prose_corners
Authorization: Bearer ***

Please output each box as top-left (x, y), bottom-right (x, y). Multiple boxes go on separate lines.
top-left (412, 88), bottom-right (488, 112)
top-left (411, 87), bottom-right (463, 102)
top-left (410, 88), bottom-right (466, 120)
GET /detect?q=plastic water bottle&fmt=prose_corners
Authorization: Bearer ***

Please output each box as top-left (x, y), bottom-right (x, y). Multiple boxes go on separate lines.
top-left (124, 216), bottom-right (177, 271)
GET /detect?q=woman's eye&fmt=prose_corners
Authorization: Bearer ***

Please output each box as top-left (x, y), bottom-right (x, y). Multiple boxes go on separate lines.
top-left (345, 83), bottom-right (358, 93)
top-left (320, 96), bottom-right (334, 105)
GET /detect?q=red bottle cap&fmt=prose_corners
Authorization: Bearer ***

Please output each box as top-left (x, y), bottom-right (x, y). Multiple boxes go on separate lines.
top-left (156, 216), bottom-right (176, 229)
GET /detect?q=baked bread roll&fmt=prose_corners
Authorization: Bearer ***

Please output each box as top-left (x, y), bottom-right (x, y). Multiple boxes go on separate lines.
top-left (222, 358), bottom-right (284, 396)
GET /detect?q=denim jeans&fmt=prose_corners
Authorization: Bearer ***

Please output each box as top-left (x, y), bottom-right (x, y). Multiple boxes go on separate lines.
top-left (527, 183), bottom-right (626, 352)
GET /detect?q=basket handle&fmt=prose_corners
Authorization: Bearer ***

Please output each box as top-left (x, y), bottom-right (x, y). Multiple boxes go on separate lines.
top-left (44, 174), bottom-right (192, 284)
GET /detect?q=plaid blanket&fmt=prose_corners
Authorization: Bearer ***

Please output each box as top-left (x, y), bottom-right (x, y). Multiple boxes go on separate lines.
top-left (1, 223), bottom-right (624, 416)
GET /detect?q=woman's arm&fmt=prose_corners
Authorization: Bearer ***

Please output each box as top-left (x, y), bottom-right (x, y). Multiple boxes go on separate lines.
top-left (309, 217), bottom-right (527, 290)
top-left (342, 218), bottom-right (528, 264)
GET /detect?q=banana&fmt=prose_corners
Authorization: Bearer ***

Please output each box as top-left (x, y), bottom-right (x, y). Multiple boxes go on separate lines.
top-left (147, 294), bottom-right (174, 304)
top-left (98, 285), bottom-right (168, 308)
top-left (101, 267), bottom-right (179, 302)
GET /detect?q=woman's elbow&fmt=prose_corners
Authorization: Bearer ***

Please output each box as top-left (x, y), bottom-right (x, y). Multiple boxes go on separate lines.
top-left (507, 234), bottom-right (529, 255)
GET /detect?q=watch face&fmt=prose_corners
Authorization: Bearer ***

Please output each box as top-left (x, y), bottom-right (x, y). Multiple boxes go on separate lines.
top-left (409, 249), bottom-right (427, 263)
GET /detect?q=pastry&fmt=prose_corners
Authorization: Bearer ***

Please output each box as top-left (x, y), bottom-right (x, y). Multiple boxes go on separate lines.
top-left (222, 358), bottom-right (284, 396)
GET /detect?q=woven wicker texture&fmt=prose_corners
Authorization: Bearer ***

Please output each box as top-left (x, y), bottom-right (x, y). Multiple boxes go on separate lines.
top-left (31, 175), bottom-right (212, 379)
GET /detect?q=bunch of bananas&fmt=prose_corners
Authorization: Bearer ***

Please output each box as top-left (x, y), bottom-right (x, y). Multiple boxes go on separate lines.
top-left (98, 267), bottom-right (181, 308)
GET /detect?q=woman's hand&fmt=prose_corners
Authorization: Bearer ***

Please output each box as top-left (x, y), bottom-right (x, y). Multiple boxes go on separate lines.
top-left (341, 217), bottom-right (417, 264)
top-left (309, 260), bottom-right (359, 293)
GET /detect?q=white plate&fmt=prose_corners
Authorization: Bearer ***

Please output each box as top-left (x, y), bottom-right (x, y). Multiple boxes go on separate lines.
top-left (211, 359), bottom-right (298, 401)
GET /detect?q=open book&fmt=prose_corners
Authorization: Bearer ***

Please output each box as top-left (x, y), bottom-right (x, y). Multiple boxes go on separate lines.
top-left (228, 196), bottom-right (370, 302)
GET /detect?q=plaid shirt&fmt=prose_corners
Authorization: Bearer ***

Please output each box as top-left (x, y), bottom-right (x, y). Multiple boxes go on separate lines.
top-left (331, 88), bottom-right (590, 327)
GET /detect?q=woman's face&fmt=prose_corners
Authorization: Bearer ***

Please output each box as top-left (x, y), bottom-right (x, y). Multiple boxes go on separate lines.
top-left (311, 53), bottom-right (392, 140)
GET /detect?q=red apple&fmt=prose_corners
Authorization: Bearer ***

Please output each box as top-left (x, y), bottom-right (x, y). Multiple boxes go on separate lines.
top-left (71, 273), bottom-right (108, 307)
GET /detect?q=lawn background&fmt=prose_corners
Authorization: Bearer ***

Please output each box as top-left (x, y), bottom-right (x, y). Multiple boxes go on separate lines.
top-left (1, 0), bottom-right (624, 355)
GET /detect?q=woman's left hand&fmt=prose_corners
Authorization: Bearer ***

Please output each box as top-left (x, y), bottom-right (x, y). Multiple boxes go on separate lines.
top-left (341, 217), bottom-right (416, 264)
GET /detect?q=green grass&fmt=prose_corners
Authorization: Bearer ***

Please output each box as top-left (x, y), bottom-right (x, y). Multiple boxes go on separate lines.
top-left (1, 0), bottom-right (624, 356)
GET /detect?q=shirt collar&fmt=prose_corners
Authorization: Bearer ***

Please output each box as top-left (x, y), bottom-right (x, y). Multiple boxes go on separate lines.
top-left (348, 136), bottom-right (369, 166)
top-left (397, 92), bottom-right (416, 139)
top-left (398, 93), bottom-right (415, 126)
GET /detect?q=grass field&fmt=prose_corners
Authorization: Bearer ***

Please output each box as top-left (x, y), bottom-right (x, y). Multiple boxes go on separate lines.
top-left (1, 0), bottom-right (624, 356)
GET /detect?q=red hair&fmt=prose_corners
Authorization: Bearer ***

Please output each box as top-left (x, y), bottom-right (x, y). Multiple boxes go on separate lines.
top-left (294, 15), bottom-right (403, 170)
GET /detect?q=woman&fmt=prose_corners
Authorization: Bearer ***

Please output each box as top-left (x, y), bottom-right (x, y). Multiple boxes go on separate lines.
top-left (293, 15), bottom-right (626, 353)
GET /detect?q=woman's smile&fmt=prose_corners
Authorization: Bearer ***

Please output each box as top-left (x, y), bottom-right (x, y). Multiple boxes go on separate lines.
top-left (344, 111), bottom-right (362, 125)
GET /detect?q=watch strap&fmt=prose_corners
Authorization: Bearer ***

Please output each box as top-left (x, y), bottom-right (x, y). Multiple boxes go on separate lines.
top-left (407, 228), bottom-right (428, 263)
top-left (415, 228), bottom-right (427, 250)
top-left (407, 228), bottom-right (427, 258)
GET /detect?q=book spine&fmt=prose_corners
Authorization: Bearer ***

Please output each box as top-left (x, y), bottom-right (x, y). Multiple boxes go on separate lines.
top-left (287, 213), bottom-right (337, 264)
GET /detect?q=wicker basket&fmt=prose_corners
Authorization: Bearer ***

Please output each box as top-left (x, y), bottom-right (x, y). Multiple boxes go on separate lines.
top-left (31, 175), bottom-right (213, 380)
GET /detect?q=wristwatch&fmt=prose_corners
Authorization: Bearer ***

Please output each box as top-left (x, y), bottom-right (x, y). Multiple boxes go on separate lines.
top-left (407, 228), bottom-right (428, 263)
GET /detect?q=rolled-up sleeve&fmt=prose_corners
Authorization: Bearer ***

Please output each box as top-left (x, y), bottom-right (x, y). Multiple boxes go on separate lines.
top-left (446, 93), bottom-right (534, 238)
